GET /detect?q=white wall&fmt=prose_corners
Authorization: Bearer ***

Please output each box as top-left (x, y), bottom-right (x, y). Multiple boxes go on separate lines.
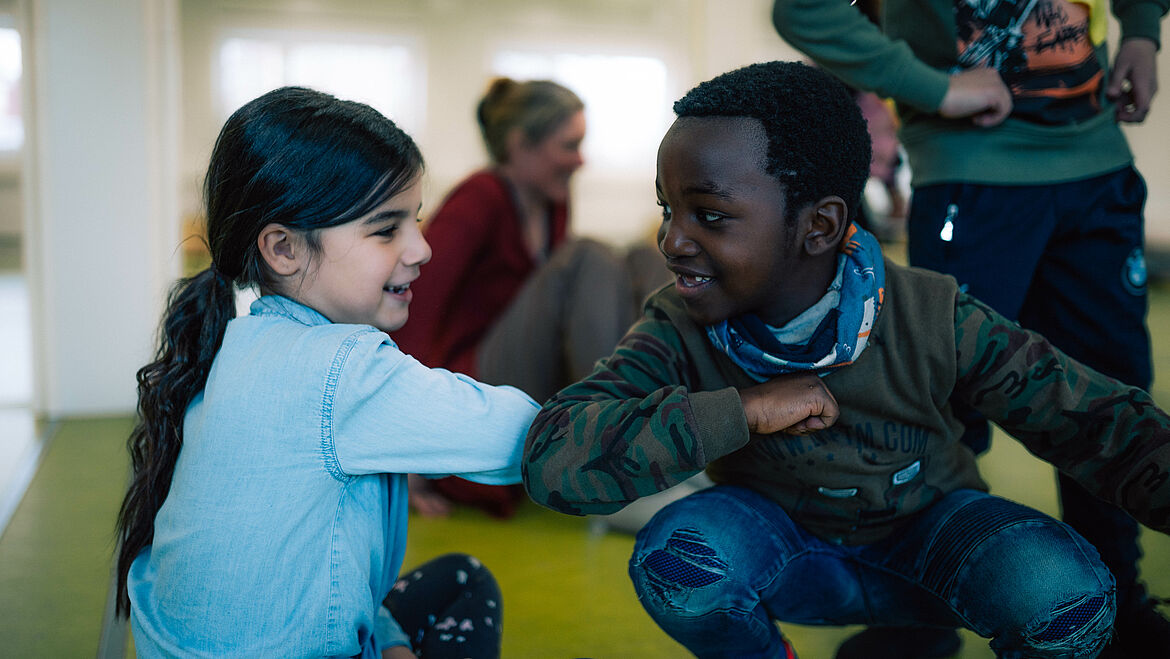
top-left (0, 173), bottom-right (19, 235)
top-left (177, 0), bottom-right (797, 247)
top-left (0, 0), bottom-right (21, 237)
top-left (180, 1), bottom-right (597, 243)
top-left (23, 0), bottom-right (179, 415)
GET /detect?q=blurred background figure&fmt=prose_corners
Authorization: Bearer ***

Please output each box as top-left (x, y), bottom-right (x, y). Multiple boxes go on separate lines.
top-left (393, 77), bottom-right (666, 519)
top-left (854, 89), bottom-right (908, 239)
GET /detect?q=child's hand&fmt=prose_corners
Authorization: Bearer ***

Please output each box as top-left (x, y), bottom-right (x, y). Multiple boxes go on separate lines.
top-left (382, 644), bottom-right (416, 659)
top-left (940, 67), bottom-right (1012, 127)
top-left (407, 473), bottom-right (452, 518)
top-left (739, 373), bottom-right (839, 436)
top-left (1107, 37), bottom-right (1158, 123)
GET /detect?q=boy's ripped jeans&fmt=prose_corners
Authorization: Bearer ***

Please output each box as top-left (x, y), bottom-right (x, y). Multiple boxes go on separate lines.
top-left (629, 486), bottom-right (1115, 659)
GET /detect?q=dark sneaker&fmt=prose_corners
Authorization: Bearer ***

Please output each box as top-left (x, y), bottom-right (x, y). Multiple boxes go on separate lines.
top-left (835, 627), bottom-right (961, 659)
top-left (1107, 593), bottom-right (1170, 657)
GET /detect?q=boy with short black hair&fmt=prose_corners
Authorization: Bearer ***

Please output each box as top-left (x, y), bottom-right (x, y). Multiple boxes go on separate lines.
top-left (522, 61), bottom-right (1170, 658)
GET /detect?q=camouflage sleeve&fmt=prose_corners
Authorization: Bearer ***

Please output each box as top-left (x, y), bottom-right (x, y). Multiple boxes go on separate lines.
top-left (521, 309), bottom-right (750, 515)
top-left (953, 292), bottom-right (1170, 533)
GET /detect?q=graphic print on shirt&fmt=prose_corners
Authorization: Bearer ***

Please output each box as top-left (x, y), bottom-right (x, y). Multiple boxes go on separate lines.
top-left (955, 0), bottom-right (1102, 124)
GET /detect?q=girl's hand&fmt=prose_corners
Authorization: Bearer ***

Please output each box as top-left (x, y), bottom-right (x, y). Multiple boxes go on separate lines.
top-left (739, 373), bottom-right (839, 436)
top-left (408, 473), bottom-right (452, 518)
top-left (382, 645), bottom-right (416, 659)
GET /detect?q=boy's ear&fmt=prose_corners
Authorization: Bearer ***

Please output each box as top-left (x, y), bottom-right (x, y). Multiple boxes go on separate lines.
top-left (256, 223), bottom-right (305, 277)
top-left (802, 196), bottom-right (849, 257)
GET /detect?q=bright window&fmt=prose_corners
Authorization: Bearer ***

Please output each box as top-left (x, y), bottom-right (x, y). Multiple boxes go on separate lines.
top-left (492, 50), bottom-right (670, 173)
top-left (0, 21), bottom-right (22, 153)
top-left (217, 31), bottom-right (423, 135)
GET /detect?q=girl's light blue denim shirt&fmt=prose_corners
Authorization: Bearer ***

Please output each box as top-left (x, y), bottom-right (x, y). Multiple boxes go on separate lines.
top-left (128, 295), bottom-right (537, 657)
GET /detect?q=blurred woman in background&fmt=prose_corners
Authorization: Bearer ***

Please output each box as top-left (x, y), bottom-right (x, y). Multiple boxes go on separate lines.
top-left (394, 77), bottom-right (665, 518)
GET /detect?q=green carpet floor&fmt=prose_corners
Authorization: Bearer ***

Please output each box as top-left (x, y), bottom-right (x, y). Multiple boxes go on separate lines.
top-left (0, 417), bottom-right (131, 656)
top-left (1, 282), bottom-right (1167, 658)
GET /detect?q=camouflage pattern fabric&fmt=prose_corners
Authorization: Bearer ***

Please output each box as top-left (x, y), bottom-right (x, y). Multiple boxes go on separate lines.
top-left (522, 262), bottom-right (1170, 541)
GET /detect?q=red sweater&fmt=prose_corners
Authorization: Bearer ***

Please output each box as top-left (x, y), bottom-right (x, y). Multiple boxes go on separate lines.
top-left (392, 170), bottom-right (569, 377)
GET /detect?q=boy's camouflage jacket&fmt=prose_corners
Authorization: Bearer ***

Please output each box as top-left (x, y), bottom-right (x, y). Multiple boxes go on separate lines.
top-left (523, 260), bottom-right (1170, 544)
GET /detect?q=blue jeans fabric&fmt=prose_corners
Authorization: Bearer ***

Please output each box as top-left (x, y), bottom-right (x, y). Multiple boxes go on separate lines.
top-left (629, 486), bottom-right (1116, 659)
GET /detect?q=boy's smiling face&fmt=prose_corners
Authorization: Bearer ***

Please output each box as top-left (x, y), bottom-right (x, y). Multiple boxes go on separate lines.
top-left (656, 116), bottom-right (830, 327)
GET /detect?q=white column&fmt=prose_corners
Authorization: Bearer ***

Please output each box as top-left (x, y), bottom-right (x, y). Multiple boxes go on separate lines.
top-left (24, 0), bottom-right (179, 417)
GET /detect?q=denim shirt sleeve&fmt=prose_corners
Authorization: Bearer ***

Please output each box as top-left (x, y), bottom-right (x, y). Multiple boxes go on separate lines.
top-left (326, 329), bottom-right (538, 484)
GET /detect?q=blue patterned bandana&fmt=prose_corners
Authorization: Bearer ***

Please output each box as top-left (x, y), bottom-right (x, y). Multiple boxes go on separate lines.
top-left (706, 223), bottom-right (885, 382)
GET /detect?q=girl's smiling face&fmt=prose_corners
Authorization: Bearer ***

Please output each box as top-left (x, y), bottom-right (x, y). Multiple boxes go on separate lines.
top-left (291, 179), bottom-right (431, 334)
top-left (656, 116), bottom-right (829, 328)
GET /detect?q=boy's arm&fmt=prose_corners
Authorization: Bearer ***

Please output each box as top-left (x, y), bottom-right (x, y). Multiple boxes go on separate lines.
top-left (953, 293), bottom-right (1170, 533)
top-left (772, 0), bottom-right (1011, 124)
top-left (1113, 0), bottom-right (1168, 48)
top-left (771, 0), bottom-right (950, 112)
top-left (522, 311), bottom-right (750, 516)
top-left (1108, 0), bottom-right (1168, 122)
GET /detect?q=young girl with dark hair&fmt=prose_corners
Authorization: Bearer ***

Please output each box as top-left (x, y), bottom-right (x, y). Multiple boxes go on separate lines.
top-left (114, 86), bottom-right (535, 658)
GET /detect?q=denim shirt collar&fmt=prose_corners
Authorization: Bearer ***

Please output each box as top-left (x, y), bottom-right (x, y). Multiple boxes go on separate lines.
top-left (250, 294), bottom-right (332, 327)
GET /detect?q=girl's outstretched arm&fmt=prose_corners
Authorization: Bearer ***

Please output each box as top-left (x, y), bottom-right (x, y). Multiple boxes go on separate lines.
top-left (329, 329), bottom-right (539, 484)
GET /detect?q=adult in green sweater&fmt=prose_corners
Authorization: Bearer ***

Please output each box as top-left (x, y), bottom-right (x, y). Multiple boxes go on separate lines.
top-left (772, 0), bottom-right (1168, 655)
top-left (522, 61), bottom-right (1170, 659)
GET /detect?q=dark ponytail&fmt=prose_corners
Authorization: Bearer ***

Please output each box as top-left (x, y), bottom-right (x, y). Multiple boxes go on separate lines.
top-left (114, 86), bottom-right (423, 616)
top-left (114, 268), bottom-right (234, 615)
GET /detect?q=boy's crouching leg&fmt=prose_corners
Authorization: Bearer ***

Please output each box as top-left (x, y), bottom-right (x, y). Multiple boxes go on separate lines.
top-left (990, 588), bottom-right (1114, 659)
top-left (931, 494), bottom-right (1116, 658)
top-left (627, 486), bottom-right (799, 659)
top-left (989, 529), bottom-right (1115, 659)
